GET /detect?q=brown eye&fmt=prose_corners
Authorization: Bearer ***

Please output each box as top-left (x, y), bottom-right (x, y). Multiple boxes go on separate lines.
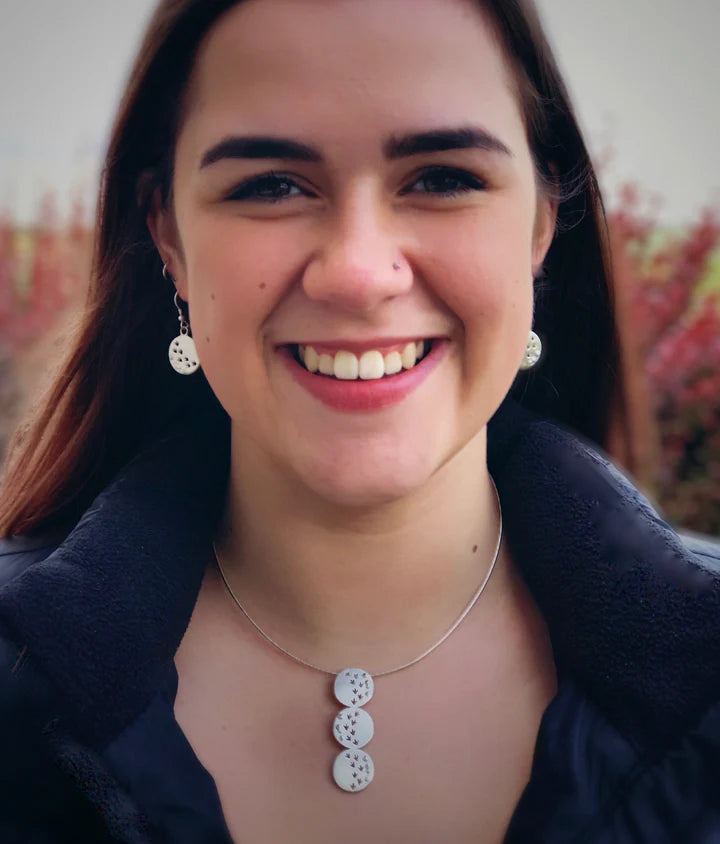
top-left (227, 172), bottom-right (311, 203)
top-left (402, 166), bottom-right (486, 197)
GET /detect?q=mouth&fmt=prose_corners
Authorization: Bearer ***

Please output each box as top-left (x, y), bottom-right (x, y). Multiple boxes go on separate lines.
top-left (289, 339), bottom-right (434, 381)
top-left (277, 337), bottom-right (448, 412)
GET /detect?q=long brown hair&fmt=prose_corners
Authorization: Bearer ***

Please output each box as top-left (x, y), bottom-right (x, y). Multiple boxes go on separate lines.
top-left (0, 0), bottom-right (619, 538)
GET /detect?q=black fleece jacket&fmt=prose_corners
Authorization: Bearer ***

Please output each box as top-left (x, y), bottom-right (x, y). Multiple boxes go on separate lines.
top-left (1, 399), bottom-right (719, 842)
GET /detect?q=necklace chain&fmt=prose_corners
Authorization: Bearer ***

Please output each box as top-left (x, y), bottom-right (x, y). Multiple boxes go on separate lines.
top-left (213, 478), bottom-right (502, 677)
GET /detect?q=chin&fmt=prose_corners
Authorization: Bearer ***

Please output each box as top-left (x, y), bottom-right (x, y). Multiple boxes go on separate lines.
top-left (283, 410), bottom-right (486, 511)
top-left (294, 445), bottom-right (440, 511)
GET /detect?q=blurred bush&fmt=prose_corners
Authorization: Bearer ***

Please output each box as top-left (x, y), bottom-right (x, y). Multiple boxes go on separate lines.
top-left (0, 195), bottom-right (90, 454)
top-left (0, 191), bottom-right (718, 536)
top-left (607, 187), bottom-right (720, 536)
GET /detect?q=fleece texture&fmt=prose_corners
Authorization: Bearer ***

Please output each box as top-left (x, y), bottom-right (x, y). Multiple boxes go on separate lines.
top-left (487, 400), bottom-right (720, 751)
top-left (0, 402), bottom-right (230, 749)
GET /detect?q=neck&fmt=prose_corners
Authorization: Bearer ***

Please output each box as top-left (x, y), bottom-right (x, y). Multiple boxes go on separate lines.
top-left (214, 428), bottom-right (506, 672)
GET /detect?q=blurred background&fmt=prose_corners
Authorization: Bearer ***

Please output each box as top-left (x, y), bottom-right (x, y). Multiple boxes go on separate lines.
top-left (0, 1), bottom-right (719, 535)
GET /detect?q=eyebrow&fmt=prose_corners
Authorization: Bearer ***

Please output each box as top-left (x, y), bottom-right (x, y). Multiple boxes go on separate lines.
top-left (199, 126), bottom-right (512, 169)
top-left (384, 127), bottom-right (513, 159)
top-left (200, 136), bottom-right (322, 168)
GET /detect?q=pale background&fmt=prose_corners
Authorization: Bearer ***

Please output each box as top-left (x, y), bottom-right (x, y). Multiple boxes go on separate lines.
top-left (0, 0), bottom-right (718, 225)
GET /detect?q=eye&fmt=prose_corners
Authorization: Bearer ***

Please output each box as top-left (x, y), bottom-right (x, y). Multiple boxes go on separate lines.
top-left (226, 172), bottom-right (313, 203)
top-left (401, 166), bottom-right (486, 197)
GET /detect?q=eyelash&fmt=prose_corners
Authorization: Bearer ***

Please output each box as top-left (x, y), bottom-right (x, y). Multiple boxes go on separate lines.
top-left (401, 166), bottom-right (487, 197)
top-left (225, 166), bottom-right (487, 203)
top-left (226, 171), bottom-right (309, 203)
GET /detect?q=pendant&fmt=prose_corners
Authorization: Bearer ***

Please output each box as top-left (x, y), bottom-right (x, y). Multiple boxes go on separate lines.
top-left (331, 669), bottom-right (375, 792)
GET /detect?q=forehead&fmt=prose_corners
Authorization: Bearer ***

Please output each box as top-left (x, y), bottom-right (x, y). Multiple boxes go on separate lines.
top-left (181, 0), bottom-right (524, 153)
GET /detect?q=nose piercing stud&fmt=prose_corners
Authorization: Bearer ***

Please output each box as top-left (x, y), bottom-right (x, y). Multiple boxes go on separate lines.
top-left (392, 262), bottom-right (401, 271)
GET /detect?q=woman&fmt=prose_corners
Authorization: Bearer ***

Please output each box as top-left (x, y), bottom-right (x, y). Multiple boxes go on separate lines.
top-left (1, 0), bottom-right (718, 841)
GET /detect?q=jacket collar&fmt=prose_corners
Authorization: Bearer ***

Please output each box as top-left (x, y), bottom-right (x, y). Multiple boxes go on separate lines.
top-left (489, 401), bottom-right (720, 750)
top-left (1, 400), bottom-right (719, 750)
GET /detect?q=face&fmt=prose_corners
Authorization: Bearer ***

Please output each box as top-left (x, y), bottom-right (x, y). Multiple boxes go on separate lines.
top-left (150, 0), bottom-right (556, 508)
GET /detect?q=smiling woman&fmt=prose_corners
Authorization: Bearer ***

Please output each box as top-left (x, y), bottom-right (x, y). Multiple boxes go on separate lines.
top-left (149, 0), bottom-right (557, 511)
top-left (0, 1), bottom-right (719, 843)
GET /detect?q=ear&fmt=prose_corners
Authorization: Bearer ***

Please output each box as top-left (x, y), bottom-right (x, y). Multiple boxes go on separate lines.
top-left (531, 189), bottom-right (558, 277)
top-left (146, 187), bottom-right (189, 299)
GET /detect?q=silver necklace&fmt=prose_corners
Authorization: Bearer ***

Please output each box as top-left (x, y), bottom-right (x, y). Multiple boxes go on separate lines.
top-left (213, 478), bottom-right (502, 793)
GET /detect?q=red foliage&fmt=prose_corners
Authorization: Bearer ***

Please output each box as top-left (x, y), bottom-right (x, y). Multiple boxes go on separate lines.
top-left (608, 193), bottom-right (720, 536)
top-left (0, 195), bottom-right (89, 352)
top-left (0, 195), bottom-right (91, 456)
top-left (0, 216), bottom-right (21, 346)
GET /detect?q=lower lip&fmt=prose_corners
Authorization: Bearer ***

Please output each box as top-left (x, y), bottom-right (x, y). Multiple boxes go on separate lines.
top-left (278, 340), bottom-right (449, 412)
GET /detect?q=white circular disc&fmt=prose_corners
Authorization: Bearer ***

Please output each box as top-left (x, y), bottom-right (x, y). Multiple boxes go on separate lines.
top-left (169, 335), bottom-right (200, 374)
top-left (334, 669), bottom-right (374, 707)
top-left (333, 707), bottom-right (374, 749)
top-left (521, 332), bottom-right (542, 369)
top-left (333, 748), bottom-right (375, 793)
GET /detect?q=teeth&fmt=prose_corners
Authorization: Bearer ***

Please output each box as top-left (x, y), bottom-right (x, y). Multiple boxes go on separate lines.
top-left (334, 350), bottom-right (359, 380)
top-left (359, 350), bottom-right (385, 380)
top-left (401, 342), bottom-right (417, 370)
top-left (383, 351), bottom-right (402, 376)
top-left (298, 341), bottom-right (431, 380)
top-left (304, 346), bottom-right (319, 373)
top-left (318, 353), bottom-right (335, 375)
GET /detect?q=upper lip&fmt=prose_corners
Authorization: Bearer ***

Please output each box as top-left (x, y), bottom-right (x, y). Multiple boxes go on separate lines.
top-left (279, 336), bottom-right (445, 352)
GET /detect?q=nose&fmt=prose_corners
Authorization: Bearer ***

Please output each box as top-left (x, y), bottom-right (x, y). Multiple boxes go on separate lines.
top-left (302, 193), bottom-right (412, 313)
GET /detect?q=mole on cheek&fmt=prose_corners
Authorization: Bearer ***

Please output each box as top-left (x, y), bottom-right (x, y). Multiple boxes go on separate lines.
top-left (205, 336), bottom-right (210, 344)
top-left (259, 282), bottom-right (266, 290)
top-left (210, 293), bottom-right (216, 301)
top-left (472, 545), bottom-right (478, 553)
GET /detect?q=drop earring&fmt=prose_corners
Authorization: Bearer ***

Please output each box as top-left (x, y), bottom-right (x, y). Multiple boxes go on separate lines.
top-left (520, 330), bottom-right (542, 370)
top-left (165, 265), bottom-right (200, 375)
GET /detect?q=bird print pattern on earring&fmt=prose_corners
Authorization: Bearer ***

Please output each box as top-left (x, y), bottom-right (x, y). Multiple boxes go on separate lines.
top-left (520, 330), bottom-right (542, 370)
top-left (165, 265), bottom-right (200, 375)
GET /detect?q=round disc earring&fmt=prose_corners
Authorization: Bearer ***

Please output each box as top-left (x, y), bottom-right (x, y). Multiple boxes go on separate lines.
top-left (165, 266), bottom-right (200, 375)
top-left (520, 330), bottom-right (542, 370)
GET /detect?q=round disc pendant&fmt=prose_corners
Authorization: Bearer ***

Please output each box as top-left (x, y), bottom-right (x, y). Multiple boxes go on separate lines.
top-left (333, 707), bottom-right (374, 749)
top-left (169, 334), bottom-right (200, 374)
top-left (334, 669), bottom-right (374, 707)
top-left (333, 748), bottom-right (375, 793)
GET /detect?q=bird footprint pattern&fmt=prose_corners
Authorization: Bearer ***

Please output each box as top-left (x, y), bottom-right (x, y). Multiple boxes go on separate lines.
top-left (169, 336), bottom-right (198, 373)
top-left (333, 707), bottom-right (374, 749)
top-left (333, 749), bottom-right (375, 793)
top-left (332, 669), bottom-right (375, 791)
top-left (334, 669), bottom-right (374, 707)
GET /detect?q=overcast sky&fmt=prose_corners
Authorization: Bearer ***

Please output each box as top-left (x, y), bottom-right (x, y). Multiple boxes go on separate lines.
top-left (1, 0), bottom-right (718, 224)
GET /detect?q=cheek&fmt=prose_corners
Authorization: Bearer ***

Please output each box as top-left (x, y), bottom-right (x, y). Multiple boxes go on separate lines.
top-left (181, 214), bottom-right (312, 314)
top-left (179, 237), bottom-right (268, 407)
top-left (415, 202), bottom-right (536, 403)
top-left (419, 204), bottom-right (536, 329)
top-left (182, 222), bottom-right (283, 336)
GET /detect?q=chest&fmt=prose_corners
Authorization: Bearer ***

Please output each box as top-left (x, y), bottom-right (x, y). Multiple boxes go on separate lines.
top-left (174, 589), bottom-right (556, 843)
